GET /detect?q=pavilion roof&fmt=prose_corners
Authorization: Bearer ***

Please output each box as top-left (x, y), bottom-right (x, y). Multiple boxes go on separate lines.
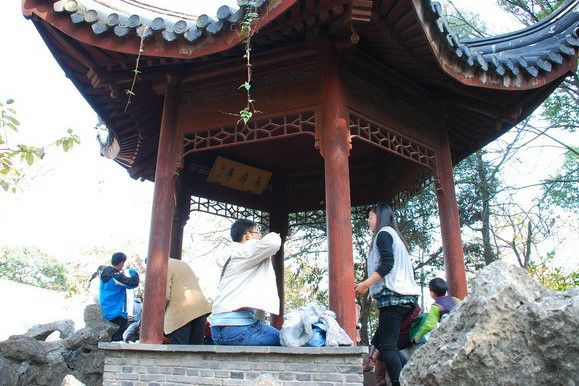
top-left (21, 0), bottom-right (578, 190)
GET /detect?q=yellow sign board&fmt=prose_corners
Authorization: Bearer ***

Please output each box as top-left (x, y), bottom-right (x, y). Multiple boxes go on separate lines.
top-left (207, 156), bottom-right (272, 194)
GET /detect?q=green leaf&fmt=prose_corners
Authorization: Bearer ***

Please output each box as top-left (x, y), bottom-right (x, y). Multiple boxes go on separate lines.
top-left (239, 82), bottom-right (251, 91)
top-left (24, 152), bottom-right (34, 165)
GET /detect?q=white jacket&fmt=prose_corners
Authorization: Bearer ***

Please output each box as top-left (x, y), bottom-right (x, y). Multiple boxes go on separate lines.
top-left (368, 226), bottom-right (421, 296)
top-left (212, 232), bottom-right (281, 315)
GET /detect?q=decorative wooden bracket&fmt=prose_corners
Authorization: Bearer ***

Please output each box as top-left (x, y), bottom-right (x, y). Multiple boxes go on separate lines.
top-left (352, 0), bottom-right (374, 23)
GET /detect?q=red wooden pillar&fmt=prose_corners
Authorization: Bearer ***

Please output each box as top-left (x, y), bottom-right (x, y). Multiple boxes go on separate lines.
top-left (319, 43), bottom-right (357, 342)
top-left (436, 127), bottom-right (468, 299)
top-left (141, 72), bottom-right (182, 343)
top-left (169, 174), bottom-right (191, 260)
top-left (269, 208), bottom-right (288, 329)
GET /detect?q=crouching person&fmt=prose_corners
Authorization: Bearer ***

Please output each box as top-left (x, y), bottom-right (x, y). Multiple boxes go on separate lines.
top-left (210, 219), bottom-right (282, 346)
top-left (165, 257), bottom-right (211, 344)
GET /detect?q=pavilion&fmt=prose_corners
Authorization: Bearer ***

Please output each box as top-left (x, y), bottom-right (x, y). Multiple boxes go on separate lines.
top-left (22, 0), bottom-right (578, 344)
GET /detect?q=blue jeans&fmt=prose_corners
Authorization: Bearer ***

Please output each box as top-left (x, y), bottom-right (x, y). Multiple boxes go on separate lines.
top-left (210, 321), bottom-right (280, 346)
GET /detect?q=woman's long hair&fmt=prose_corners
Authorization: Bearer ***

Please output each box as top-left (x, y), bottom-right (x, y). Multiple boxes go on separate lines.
top-left (370, 203), bottom-right (409, 249)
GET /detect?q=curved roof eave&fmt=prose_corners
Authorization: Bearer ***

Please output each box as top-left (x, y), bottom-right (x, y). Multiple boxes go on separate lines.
top-left (22, 0), bottom-right (298, 59)
top-left (412, 0), bottom-right (579, 90)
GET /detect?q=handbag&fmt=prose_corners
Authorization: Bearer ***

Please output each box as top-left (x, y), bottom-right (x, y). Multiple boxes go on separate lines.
top-left (400, 303), bottom-right (422, 335)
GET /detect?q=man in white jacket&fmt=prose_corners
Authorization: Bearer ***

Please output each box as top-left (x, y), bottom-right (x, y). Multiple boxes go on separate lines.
top-left (210, 219), bottom-right (282, 346)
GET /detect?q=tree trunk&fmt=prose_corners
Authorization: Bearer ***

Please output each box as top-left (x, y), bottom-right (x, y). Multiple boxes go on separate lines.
top-left (476, 152), bottom-right (496, 265)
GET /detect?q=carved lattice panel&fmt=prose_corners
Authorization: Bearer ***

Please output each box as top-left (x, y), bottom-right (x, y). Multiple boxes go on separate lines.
top-left (288, 207), bottom-right (370, 229)
top-left (183, 111), bottom-right (316, 156)
top-left (349, 113), bottom-right (437, 171)
top-left (190, 196), bottom-right (270, 228)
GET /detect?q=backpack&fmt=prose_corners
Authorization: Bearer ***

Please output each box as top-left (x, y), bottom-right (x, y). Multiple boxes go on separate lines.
top-left (408, 313), bottom-right (429, 342)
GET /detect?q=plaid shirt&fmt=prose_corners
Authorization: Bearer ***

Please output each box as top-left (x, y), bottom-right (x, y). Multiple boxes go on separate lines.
top-left (375, 288), bottom-right (418, 309)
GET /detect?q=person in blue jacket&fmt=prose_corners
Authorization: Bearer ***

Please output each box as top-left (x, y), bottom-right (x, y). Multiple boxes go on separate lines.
top-left (99, 252), bottom-right (140, 341)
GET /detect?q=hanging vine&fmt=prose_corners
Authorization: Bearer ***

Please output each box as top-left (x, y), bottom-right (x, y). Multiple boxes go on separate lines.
top-left (124, 27), bottom-right (147, 112)
top-left (238, 1), bottom-right (261, 125)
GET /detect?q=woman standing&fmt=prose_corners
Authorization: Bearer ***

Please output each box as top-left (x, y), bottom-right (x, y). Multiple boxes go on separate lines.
top-left (355, 203), bottom-right (421, 386)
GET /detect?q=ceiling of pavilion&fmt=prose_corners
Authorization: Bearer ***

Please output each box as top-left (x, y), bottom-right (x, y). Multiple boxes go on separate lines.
top-left (21, 0), bottom-right (578, 208)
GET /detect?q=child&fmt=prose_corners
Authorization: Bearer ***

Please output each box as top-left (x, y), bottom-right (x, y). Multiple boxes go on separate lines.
top-left (412, 278), bottom-right (460, 343)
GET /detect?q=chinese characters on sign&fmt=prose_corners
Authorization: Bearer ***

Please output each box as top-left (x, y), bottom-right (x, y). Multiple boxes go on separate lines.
top-left (207, 156), bottom-right (272, 194)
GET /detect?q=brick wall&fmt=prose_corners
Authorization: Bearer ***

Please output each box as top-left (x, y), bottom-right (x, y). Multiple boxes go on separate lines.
top-left (99, 343), bottom-right (365, 385)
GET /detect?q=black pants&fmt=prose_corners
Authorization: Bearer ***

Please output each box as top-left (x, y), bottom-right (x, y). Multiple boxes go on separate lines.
top-left (376, 305), bottom-right (413, 383)
top-left (168, 314), bottom-right (208, 345)
top-left (109, 316), bottom-right (128, 342)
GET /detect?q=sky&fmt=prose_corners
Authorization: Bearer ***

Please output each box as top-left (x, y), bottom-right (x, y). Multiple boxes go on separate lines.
top-left (0, 1), bottom-right (576, 272)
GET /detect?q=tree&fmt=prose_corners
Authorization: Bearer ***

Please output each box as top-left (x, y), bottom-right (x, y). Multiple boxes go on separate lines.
top-left (0, 99), bottom-right (80, 192)
top-left (542, 148), bottom-right (579, 212)
top-left (0, 246), bottom-right (71, 292)
top-left (441, 1), bottom-right (578, 275)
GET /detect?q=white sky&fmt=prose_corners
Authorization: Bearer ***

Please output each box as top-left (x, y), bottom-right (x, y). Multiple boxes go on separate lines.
top-left (0, 1), bottom-right (576, 272)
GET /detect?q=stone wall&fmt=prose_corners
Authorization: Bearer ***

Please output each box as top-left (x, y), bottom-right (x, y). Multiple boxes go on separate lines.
top-left (100, 343), bottom-right (365, 386)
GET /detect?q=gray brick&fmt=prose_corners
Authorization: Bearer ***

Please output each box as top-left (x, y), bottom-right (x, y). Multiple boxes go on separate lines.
top-left (222, 380), bottom-right (246, 386)
top-left (313, 372), bottom-right (345, 382)
top-left (199, 369), bottom-right (215, 377)
top-left (120, 382), bottom-right (133, 386)
top-left (104, 364), bottom-right (122, 373)
top-left (224, 362), bottom-right (252, 370)
top-left (230, 371), bottom-right (244, 379)
top-left (121, 366), bottom-right (133, 373)
top-left (137, 374), bottom-right (165, 382)
top-left (172, 367), bottom-right (186, 375)
top-left (319, 364), bottom-right (338, 372)
top-left (199, 361), bottom-right (221, 369)
top-left (279, 372), bottom-right (295, 380)
top-left (186, 369), bottom-right (199, 376)
top-left (117, 374), bottom-right (139, 381)
top-left (296, 373), bottom-right (312, 381)
top-left (194, 378), bottom-right (223, 385)
top-left (253, 361), bottom-right (286, 371)
top-left (215, 369), bottom-right (229, 378)
top-left (345, 373), bottom-right (364, 382)
top-left (164, 374), bottom-right (199, 383)
top-left (339, 364), bottom-right (363, 374)
top-left (286, 362), bottom-right (317, 372)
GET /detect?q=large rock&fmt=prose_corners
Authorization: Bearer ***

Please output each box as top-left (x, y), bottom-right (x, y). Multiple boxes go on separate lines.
top-left (23, 320), bottom-right (75, 341)
top-left (401, 261), bottom-right (579, 386)
top-left (0, 304), bottom-right (113, 386)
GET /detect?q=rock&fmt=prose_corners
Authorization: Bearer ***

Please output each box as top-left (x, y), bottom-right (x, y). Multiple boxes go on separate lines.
top-left (401, 261), bottom-right (579, 386)
top-left (61, 374), bottom-right (86, 386)
top-left (0, 356), bottom-right (18, 386)
top-left (82, 304), bottom-right (116, 342)
top-left (0, 304), bottom-right (112, 386)
top-left (0, 337), bottom-right (50, 363)
top-left (24, 320), bottom-right (75, 341)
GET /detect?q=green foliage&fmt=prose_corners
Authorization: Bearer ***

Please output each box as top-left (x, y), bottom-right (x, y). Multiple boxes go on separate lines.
top-left (542, 79), bottom-right (578, 132)
top-left (496, 0), bottom-right (565, 25)
top-left (237, 1), bottom-right (260, 125)
top-left (0, 99), bottom-right (80, 192)
top-left (542, 148), bottom-right (579, 212)
top-left (455, 151), bottom-right (499, 229)
top-left (0, 246), bottom-right (71, 292)
top-left (527, 252), bottom-right (578, 291)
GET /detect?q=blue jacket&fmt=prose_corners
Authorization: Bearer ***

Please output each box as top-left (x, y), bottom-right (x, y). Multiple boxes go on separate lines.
top-left (99, 266), bottom-right (139, 320)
